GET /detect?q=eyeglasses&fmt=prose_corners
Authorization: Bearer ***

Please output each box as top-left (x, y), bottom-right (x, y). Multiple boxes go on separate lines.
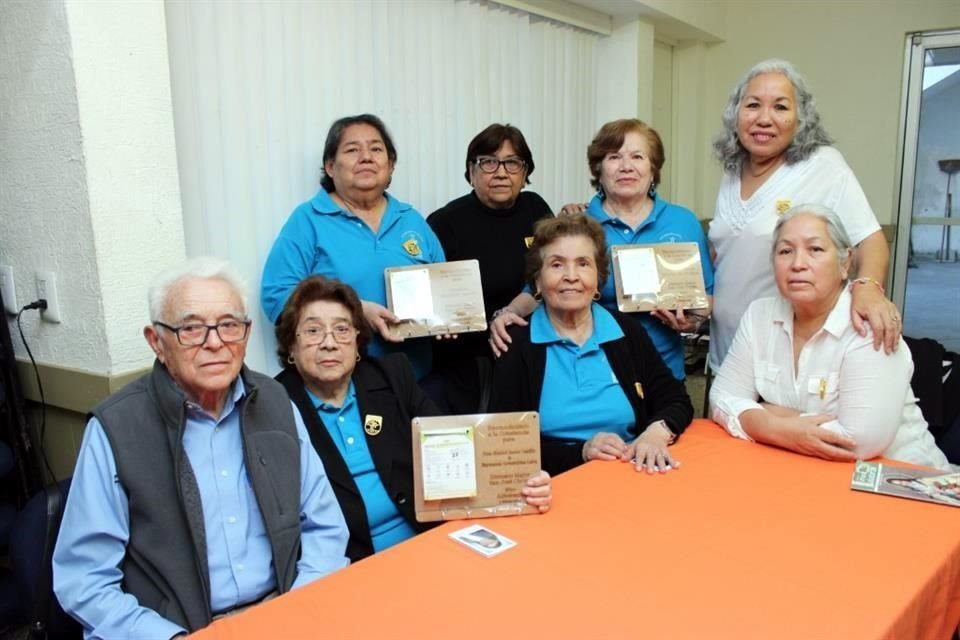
top-left (297, 324), bottom-right (357, 346)
top-left (155, 319), bottom-right (251, 346)
top-left (475, 156), bottom-right (526, 174)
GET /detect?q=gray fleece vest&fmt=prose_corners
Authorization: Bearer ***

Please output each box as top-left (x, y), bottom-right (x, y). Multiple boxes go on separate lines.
top-left (90, 361), bottom-right (302, 633)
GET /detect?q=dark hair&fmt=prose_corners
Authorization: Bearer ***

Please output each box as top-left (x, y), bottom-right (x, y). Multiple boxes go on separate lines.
top-left (586, 119), bottom-right (664, 192)
top-left (526, 214), bottom-right (609, 292)
top-left (275, 276), bottom-right (371, 367)
top-left (463, 123), bottom-right (535, 185)
top-left (320, 114), bottom-right (398, 193)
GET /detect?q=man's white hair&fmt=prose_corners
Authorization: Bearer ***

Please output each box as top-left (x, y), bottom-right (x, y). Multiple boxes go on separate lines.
top-left (147, 257), bottom-right (249, 322)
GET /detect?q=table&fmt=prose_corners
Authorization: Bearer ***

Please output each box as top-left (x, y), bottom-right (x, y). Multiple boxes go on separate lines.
top-left (191, 420), bottom-right (960, 639)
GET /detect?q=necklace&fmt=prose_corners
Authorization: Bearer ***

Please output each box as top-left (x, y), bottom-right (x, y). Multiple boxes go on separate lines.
top-left (747, 155), bottom-right (785, 180)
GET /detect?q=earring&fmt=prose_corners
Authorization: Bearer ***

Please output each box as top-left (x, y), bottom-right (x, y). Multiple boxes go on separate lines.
top-left (648, 182), bottom-right (658, 198)
top-left (287, 355), bottom-right (295, 365)
top-left (533, 290), bottom-right (543, 302)
top-left (596, 183), bottom-right (606, 199)
top-left (356, 353), bottom-right (361, 362)
top-left (593, 291), bottom-right (601, 301)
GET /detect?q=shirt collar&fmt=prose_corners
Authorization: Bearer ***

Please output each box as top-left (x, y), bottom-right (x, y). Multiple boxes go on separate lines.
top-left (307, 380), bottom-right (357, 413)
top-left (184, 377), bottom-right (246, 422)
top-left (530, 303), bottom-right (624, 346)
top-left (772, 286), bottom-right (851, 339)
top-left (586, 193), bottom-right (665, 231)
top-left (310, 188), bottom-right (411, 218)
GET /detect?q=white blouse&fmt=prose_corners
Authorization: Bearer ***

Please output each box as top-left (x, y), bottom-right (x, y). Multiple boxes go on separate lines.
top-left (709, 288), bottom-right (949, 470)
top-left (708, 146), bottom-right (881, 369)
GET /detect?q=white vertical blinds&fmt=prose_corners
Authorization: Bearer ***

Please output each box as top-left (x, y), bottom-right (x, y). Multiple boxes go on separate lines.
top-left (165, 0), bottom-right (600, 372)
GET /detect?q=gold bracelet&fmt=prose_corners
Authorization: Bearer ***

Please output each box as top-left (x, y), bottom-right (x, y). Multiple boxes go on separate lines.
top-left (849, 276), bottom-right (885, 295)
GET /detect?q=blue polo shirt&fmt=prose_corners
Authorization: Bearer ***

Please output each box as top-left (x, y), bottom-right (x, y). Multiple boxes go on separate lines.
top-left (261, 188), bottom-right (445, 379)
top-left (586, 194), bottom-right (714, 380)
top-left (308, 383), bottom-right (416, 553)
top-left (534, 303), bottom-right (635, 443)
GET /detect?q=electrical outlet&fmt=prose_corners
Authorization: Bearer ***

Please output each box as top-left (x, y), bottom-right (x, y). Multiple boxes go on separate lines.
top-left (36, 270), bottom-right (62, 323)
top-left (0, 265), bottom-right (16, 315)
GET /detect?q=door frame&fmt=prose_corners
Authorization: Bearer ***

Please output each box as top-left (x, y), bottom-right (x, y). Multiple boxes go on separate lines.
top-left (891, 28), bottom-right (960, 310)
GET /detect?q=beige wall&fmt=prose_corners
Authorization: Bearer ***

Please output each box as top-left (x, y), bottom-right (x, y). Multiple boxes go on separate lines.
top-left (696, 0), bottom-right (960, 225)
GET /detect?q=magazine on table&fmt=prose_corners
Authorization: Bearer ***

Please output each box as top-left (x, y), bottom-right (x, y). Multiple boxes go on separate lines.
top-left (850, 460), bottom-right (960, 508)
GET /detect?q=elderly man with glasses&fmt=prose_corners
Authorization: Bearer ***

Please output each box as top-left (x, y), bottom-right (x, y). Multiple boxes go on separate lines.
top-left (53, 257), bottom-right (349, 639)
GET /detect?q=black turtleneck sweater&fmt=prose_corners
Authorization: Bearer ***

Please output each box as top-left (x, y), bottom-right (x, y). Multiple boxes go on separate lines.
top-left (426, 190), bottom-right (552, 412)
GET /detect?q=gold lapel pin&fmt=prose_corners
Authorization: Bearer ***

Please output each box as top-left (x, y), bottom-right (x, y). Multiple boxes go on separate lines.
top-left (364, 414), bottom-right (383, 436)
top-left (634, 382), bottom-right (644, 400)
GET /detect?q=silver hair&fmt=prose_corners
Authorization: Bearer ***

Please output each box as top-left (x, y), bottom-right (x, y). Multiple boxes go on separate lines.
top-left (147, 257), bottom-right (249, 322)
top-left (712, 59), bottom-right (834, 173)
top-left (772, 204), bottom-right (854, 277)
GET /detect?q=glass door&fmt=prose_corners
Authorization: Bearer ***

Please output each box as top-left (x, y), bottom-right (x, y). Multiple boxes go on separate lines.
top-left (892, 30), bottom-right (960, 352)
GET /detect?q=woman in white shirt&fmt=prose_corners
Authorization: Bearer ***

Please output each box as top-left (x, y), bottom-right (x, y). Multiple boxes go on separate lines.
top-left (708, 59), bottom-right (898, 369)
top-left (709, 204), bottom-right (948, 469)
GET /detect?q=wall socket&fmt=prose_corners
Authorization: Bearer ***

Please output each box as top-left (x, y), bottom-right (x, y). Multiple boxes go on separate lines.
top-left (0, 265), bottom-right (16, 315)
top-left (36, 270), bottom-right (62, 323)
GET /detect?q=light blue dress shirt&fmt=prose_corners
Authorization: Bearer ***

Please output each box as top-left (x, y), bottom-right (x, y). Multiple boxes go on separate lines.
top-left (260, 188), bottom-right (446, 379)
top-left (533, 303), bottom-right (635, 442)
top-left (53, 378), bottom-right (349, 640)
top-left (308, 383), bottom-right (416, 552)
top-left (586, 193), bottom-right (715, 380)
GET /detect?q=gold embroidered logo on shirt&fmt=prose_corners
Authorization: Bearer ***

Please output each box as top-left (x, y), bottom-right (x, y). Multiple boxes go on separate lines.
top-left (402, 238), bottom-right (421, 257)
top-left (775, 199), bottom-right (792, 216)
top-left (364, 414), bottom-right (383, 436)
top-left (524, 236), bottom-right (534, 249)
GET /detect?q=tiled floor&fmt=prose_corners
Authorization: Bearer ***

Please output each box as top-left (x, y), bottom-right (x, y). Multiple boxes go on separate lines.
top-left (903, 257), bottom-right (960, 353)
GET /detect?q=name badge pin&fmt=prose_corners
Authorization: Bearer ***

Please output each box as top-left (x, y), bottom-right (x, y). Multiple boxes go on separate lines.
top-left (364, 414), bottom-right (383, 436)
top-left (818, 378), bottom-right (826, 400)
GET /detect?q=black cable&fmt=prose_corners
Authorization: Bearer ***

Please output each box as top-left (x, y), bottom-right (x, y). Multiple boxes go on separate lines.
top-left (16, 300), bottom-right (56, 483)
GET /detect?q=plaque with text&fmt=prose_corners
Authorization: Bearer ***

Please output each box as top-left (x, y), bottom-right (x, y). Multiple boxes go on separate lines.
top-left (611, 242), bottom-right (709, 312)
top-left (384, 260), bottom-right (487, 338)
top-left (412, 412), bottom-right (542, 522)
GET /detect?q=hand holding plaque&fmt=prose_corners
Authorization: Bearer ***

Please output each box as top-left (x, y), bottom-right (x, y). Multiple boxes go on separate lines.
top-left (611, 242), bottom-right (709, 313)
top-left (384, 260), bottom-right (487, 339)
top-left (412, 412), bottom-right (543, 522)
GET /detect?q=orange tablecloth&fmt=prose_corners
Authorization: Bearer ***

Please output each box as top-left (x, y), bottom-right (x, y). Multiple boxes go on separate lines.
top-left (192, 420), bottom-right (960, 639)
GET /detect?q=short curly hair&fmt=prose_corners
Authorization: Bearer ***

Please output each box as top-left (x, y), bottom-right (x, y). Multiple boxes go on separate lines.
top-left (526, 214), bottom-right (609, 293)
top-left (586, 119), bottom-right (664, 193)
top-left (274, 276), bottom-right (371, 367)
top-left (712, 59), bottom-right (833, 173)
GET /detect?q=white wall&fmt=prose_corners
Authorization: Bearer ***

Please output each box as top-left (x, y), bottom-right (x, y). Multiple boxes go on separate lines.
top-left (0, 0), bottom-right (185, 377)
top-left (65, 0), bottom-right (186, 373)
top-left (697, 0), bottom-right (960, 225)
top-left (0, 0), bottom-right (106, 370)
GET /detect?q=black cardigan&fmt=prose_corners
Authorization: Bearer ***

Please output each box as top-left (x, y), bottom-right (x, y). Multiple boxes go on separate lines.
top-left (488, 309), bottom-right (693, 476)
top-left (276, 353), bottom-right (440, 563)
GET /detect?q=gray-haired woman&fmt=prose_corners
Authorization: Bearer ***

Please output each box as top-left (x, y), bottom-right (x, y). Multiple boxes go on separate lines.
top-left (709, 205), bottom-right (947, 469)
top-left (708, 59), bottom-right (899, 371)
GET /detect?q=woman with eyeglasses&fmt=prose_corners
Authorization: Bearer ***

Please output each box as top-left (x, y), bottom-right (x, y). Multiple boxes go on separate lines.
top-left (427, 124), bottom-right (553, 413)
top-left (274, 275), bottom-right (552, 562)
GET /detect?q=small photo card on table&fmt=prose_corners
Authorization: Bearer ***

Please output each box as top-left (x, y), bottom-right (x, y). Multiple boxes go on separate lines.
top-left (449, 524), bottom-right (517, 558)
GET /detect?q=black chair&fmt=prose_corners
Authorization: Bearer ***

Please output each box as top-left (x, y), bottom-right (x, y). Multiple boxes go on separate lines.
top-left (9, 479), bottom-right (81, 639)
top-left (904, 335), bottom-right (960, 464)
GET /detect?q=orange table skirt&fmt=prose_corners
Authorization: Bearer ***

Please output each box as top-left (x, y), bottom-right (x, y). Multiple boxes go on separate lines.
top-left (192, 420), bottom-right (960, 639)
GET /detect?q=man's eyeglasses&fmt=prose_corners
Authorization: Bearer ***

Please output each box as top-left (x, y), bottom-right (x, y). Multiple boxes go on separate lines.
top-left (297, 324), bottom-right (357, 346)
top-left (475, 156), bottom-right (526, 175)
top-left (154, 319), bottom-right (251, 346)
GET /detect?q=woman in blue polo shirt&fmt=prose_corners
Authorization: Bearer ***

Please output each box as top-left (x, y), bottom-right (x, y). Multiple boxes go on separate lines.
top-left (489, 214), bottom-right (693, 476)
top-left (560, 119), bottom-right (715, 381)
top-left (261, 114), bottom-right (445, 380)
top-left (275, 275), bottom-right (552, 562)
